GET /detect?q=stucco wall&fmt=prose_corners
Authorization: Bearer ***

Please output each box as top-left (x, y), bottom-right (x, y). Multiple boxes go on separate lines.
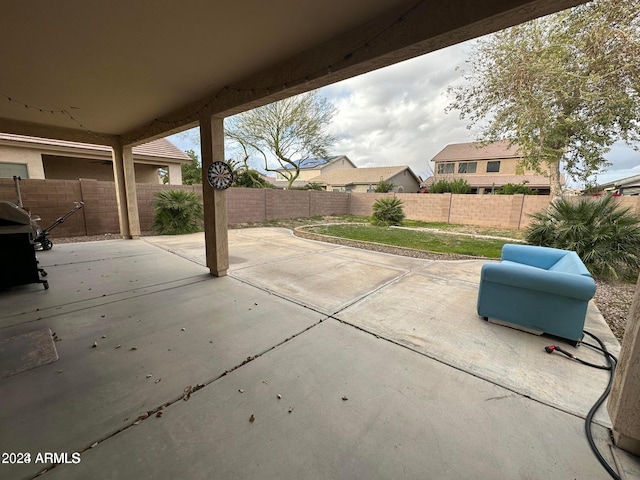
top-left (42, 155), bottom-right (161, 183)
top-left (0, 145), bottom-right (46, 178)
top-left (389, 170), bottom-right (420, 193)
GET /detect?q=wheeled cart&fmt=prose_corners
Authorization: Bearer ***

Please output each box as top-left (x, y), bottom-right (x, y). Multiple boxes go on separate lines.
top-left (0, 201), bottom-right (48, 290)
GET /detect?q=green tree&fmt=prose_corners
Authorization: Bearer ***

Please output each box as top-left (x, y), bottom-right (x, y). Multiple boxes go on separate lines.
top-left (374, 179), bottom-right (395, 193)
top-left (181, 149), bottom-right (203, 185)
top-left (448, 0), bottom-right (640, 199)
top-left (225, 91), bottom-right (336, 189)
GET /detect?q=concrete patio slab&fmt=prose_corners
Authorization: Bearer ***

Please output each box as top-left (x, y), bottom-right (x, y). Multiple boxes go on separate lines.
top-left (337, 270), bottom-right (618, 426)
top-left (43, 320), bottom-right (614, 480)
top-left (0, 241), bottom-right (325, 480)
top-left (2, 240), bottom-right (206, 322)
top-left (418, 258), bottom-right (488, 284)
top-left (230, 250), bottom-right (405, 313)
top-left (1, 228), bottom-right (635, 480)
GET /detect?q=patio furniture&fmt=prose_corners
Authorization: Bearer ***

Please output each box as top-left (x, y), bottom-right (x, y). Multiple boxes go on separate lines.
top-left (477, 244), bottom-right (595, 345)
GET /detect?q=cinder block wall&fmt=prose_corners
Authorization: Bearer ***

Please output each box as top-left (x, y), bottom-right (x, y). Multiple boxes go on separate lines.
top-left (136, 183), bottom-right (202, 233)
top-left (3, 177), bottom-right (639, 238)
top-left (227, 189), bottom-right (267, 225)
top-left (0, 178), bottom-right (88, 237)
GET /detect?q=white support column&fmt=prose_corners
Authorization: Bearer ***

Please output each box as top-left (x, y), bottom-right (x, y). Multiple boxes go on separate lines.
top-left (199, 111), bottom-right (229, 277)
top-left (608, 272), bottom-right (640, 455)
top-left (111, 142), bottom-right (140, 239)
top-left (167, 164), bottom-right (183, 185)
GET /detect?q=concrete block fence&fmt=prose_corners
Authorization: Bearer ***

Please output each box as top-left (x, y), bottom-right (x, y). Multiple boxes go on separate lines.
top-left (1, 178), bottom-right (639, 238)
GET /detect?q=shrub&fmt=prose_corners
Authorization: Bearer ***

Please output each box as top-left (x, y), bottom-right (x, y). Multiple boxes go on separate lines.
top-left (429, 178), bottom-right (471, 194)
top-left (526, 196), bottom-right (640, 279)
top-left (371, 196), bottom-right (405, 226)
top-left (152, 190), bottom-right (204, 235)
top-left (497, 182), bottom-right (537, 195)
top-left (234, 169), bottom-right (273, 188)
top-left (291, 182), bottom-right (324, 190)
top-left (374, 179), bottom-right (395, 193)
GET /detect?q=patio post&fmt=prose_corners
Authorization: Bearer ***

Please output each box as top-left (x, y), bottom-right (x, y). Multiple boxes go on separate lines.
top-left (199, 111), bottom-right (229, 277)
top-left (111, 142), bottom-right (141, 239)
top-left (608, 271), bottom-right (640, 455)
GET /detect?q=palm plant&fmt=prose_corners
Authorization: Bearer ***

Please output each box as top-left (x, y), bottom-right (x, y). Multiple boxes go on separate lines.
top-left (371, 196), bottom-right (405, 226)
top-left (526, 196), bottom-right (640, 279)
top-left (152, 190), bottom-right (204, 235)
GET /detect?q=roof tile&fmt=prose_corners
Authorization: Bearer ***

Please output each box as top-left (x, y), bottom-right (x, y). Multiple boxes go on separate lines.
top-left (0, 133), bottom-right (190, 161)
top-left (433, 141), bottom-right (521, 162)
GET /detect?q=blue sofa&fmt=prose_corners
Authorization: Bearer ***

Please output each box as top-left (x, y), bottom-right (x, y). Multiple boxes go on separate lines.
top-left (477, 244), bottom-right (596, 344)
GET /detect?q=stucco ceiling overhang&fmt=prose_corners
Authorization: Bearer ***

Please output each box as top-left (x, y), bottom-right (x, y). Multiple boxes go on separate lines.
top-left (0, 0), bottom-right (587, 146)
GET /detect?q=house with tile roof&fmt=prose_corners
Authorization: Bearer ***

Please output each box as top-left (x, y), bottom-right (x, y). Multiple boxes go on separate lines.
top-left (0, 134), bottom-right (191, 184)
top-left (274, 155), bottom-right (357, 182)
top-left (308, 165), bottom-right (421, 193)
top-left (423, 141), bottom-right (559, 194)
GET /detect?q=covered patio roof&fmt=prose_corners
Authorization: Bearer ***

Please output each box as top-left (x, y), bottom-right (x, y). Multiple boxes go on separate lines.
top-left (2, 0), bottom-right (586, 145)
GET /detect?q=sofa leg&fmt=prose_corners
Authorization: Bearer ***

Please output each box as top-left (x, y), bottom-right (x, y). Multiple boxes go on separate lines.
top-left (482, 316), bottom-right (488, 321)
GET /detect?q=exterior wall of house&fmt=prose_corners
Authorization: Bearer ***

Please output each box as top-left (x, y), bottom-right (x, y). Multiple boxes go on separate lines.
top-left (42, 155), bottom-right (161, 183)
top-left (388, 170), bottom-right (421, 193)
top-left (320, 158), bottom-right (356, 174)
top-left (435, 157), bottom-right (543, 176)
top-left (296, 169), bottom-right (323, 181)
top-left (276, 158), bottom-right (356, 182)
top-left (0, 144), bottom-right (46, 178)
top-left (0, 145), bottom-right (182, 185)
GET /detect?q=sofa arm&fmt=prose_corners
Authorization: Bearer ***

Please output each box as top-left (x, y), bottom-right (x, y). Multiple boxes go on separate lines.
top-left (501, 244), bottom-right (570, 270)
top-left (481, 262), bottom-right (596, 300)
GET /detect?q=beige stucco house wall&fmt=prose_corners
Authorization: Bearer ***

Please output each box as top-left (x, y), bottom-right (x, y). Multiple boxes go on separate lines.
top-left (426, 141), bottom-right (556, 194)
top-left (310, 165), bottom-right (421, 193)
top-left (275, 155), bottom-right (357, 181)
top-left (0, 134), bottom-right (190, 184)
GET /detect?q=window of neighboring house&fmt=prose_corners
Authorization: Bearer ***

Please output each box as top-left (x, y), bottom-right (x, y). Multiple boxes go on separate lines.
top-left (458, 162), bottom-right (477, 174)
top-left (0, 162), bottom-right (28, 178)
top-left (486, 161), bottom-right (501, 173)
top-left (437, 163), bottom-right (455, 174)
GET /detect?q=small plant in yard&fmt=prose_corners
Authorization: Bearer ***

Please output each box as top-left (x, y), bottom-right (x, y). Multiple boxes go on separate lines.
top-left (429, 178), bottom-right (471, 194)
top-left (371, 196), bottom-right (405, 226)
top-left (374, 179), bottom-right (395, 193)
top-left (526, 195), bottom-right (640, 279)
top-left (496, 182), bottom-right (537, 195)
top-left (152, 190), bottom-right (204, 235)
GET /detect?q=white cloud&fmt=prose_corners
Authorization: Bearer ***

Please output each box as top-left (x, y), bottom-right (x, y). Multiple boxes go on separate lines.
top-left (168, 38), bottom-right (639, 186)
top-left (321, 42), bottom-right (476, 179)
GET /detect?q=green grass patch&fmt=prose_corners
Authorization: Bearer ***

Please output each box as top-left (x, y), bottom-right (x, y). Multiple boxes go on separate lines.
top-left (305, 224), bottom-right (507, 258)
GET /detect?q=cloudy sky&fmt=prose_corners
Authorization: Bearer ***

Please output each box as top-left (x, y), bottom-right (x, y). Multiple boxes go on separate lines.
top-left (168, 39), bottom-right (639, 187)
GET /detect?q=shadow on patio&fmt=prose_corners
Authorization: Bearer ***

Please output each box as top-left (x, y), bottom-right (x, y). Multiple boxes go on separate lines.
top-left (1, 228), bottom-right (638, 479)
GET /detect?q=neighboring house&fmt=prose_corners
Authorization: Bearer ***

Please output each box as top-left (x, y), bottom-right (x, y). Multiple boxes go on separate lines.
top-left (0, 134), bottom-right (191, 184)
top-left (274, 155), bottom-right (357, 182)
top-left (596, 173), bottom-right (640, 196)
top-left (423, 141), bottom-right (557, 194)
top-left (309, 166), bottom-right (422, 193)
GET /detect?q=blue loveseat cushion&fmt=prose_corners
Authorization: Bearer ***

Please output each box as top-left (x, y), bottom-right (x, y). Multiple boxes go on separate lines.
top-left (481, 262), bottom-right (596, 300)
